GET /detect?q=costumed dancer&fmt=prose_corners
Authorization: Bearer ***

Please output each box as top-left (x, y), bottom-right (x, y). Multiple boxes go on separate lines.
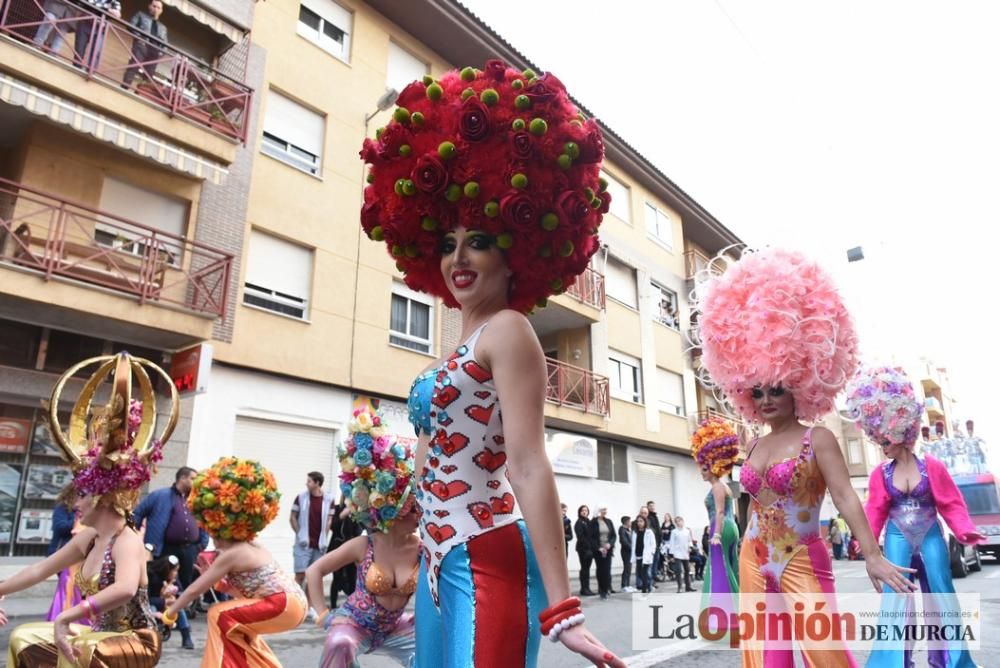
top-left (360, 59), bottom-right (624, 667)
top-left (162, 457), bottom-right (306, 667)
top-left (693, 248), bottom-right (915, 667)
top-left (44, 483), bottom-right (90, 628)
top-left (689, 418), bottom-right (740, 611)
top-left (2, 352), bottom-right (175, 667)
top-left (846, 367), bottom-right (985, 668)
top-left (305, 406), bottom-right (419, 667)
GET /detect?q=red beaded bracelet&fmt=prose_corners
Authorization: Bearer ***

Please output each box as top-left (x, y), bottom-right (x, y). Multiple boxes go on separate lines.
top-left (538, 596), bottom-right (581, 623)
top-left (541, 608), bottom-right (581, 636)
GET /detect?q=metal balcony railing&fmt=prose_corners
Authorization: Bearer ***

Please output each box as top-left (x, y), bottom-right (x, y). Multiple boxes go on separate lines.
top-left (0, 177), bottom-right (233, 319)
top-left (1, 0), bottom-right (253, 142)
top-left (564, 265), bottom-right (606, 310)
top-left (545, 357), bottom-right (610, 417)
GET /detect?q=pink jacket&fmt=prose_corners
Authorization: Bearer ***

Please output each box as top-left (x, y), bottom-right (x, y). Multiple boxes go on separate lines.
top-left (865, 455), bottom-right (984, 545)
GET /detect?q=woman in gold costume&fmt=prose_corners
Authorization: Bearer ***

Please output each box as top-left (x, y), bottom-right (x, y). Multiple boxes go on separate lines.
top-left (0, 352), bottom-right (178, 667)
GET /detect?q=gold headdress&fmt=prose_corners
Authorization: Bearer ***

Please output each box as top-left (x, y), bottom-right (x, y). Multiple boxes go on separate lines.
top-left (48, 352), bottom-right (179, 516)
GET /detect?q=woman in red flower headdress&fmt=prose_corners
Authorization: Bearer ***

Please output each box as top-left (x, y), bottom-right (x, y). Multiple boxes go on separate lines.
top-left (361, 60), bottom-right (623, 667)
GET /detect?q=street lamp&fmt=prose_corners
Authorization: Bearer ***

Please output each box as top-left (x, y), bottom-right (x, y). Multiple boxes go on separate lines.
top-left (364, 88), bottom-right (399, 126)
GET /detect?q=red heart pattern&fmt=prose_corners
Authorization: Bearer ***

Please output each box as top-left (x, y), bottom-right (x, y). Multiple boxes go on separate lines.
top-left (432, 385), bottom-right (460, 409)
top-left (437, 432), bottom-right (469, 456)
top-left (474, 390), bottom-right (492, 400)
top-left (462, 360), bottom-right (492, 383)
top-left (473, 447), bottom-right (507, 473)
top-left (486, 480), bottom-right (501, 489)
top-left (467, 502), bottom-right (494, 529)
top-left (428, 480), bottom-right (471, 501)
top-left (493, 435), bottom-right (505, 445)
top-left (433, 510), bottom-right (450, 518)
top-left (465, 404), bottom-right (495, 425)
top-left (440, 464), bottom-right (458, 474)
top-left (425, 523), bottom-right (456, 544)
top-left (490, 493), bottom-right (515, 515)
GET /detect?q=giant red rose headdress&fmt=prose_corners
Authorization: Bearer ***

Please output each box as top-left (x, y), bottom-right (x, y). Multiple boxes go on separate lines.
top-left (360, 60), bottom-right (609, 312)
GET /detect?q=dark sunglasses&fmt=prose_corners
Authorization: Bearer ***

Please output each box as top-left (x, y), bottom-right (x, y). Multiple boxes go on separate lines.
top-left (750, 386), bottom-right (786, 400)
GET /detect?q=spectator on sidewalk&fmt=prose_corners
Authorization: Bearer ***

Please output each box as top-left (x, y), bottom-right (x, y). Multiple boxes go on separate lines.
top-left (327, 494), bottom-right (363, 610)
top-left (562, 503), bottom-right (573, 559)
top-left (133, 466), bottom-right (209, 593)
top-left (632, 515), bottom-right (655, 594)
top-left (291, 471), bottom-right (336, 619)
top-left (589, 506), bottom-right (616, 600)
top-left (123, 0), bottom-right (168, 89)
top-left (646, 501), bottom-right (663, 582)
top-left (574, 505), bottom-right (595, 596)
top-left (667, 516), bottom-right (695, 592)
top-left (828, 515), bottom-right (844, 560)
top-left (618, 515), bottom-right (633, 592)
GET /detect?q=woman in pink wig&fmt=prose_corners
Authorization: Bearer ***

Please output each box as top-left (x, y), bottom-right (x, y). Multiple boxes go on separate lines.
top-left (693, 248), bottom-right (915, 667)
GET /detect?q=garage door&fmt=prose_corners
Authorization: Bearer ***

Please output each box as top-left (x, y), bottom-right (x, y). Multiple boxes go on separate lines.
top-left (635, 462), bottom-right (675, 517)
top-left (233, 417), bottom-right (338, 573)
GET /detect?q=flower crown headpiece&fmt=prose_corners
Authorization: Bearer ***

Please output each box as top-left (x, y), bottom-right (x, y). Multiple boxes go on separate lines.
top-left (47, 352), bottom-right (178, 516)
top-left (690, 417), bottom-right (740, 479)
top-left (338, 407), bottom-right (414, 533)
top-left (360, 59), bottom-right (608, 312)
top-left (845, 366), bottom-right (923, 447)
top-left (188, 458), bottom-right (281, 542)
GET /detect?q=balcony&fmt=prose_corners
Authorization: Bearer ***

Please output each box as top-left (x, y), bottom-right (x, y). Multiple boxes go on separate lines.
top-left (925, 396), bottom-right (944, 419)
top-left (0, 177), bottom-right (233, 320)
top-left (564, 265), bottom-right (605, 310)
top-left (0, 0), bottom-right (253, 144)
top-left (684, 248), bottom-right (711, 281)
top-left (545, 357), bottom-right (610, 417)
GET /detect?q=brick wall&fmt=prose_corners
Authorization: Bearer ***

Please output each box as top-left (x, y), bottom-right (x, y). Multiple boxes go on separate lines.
top-left (441, 305), bottom-right (461, 353)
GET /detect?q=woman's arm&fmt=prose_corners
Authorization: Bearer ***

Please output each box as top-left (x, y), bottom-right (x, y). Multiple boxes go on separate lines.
top-left (812, 428), bottom-right (916, 593)
top-left (485, 311), bottom-right (624, 667)
top-left (0, 527), bottom-right (96, 598)
top-left (305, 535), bottom-right (367, 615)
top-left (165, 548), bottom-right (239, 617)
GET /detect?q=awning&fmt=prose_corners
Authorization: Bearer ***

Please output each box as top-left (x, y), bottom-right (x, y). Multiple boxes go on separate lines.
top-left (0, 73), bottom-right (228, 185)
top-left (161, 0), bottom-right (247, 45)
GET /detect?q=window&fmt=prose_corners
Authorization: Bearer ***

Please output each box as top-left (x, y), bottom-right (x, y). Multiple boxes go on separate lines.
top-left (847, 438), bottom-right (863, 465)
top-left (601, 170), bottom-right (631, 223)
top-left (0, 320), bottom-right (40, 369)
top-left (390, 283), bottom-right (433, 353)
top-left (652, 282), bottom-right (679, 329)
top-left (656, 368), bottom-right (685, 416)
top-left (96, 177), bottom-right (188, 265)
top-left (243, 230), bottom-right (313, 320)
top-left (604, 256), bottom-right (637, 308)
top-left (597, 441), bottom-right (629, 482)
top-left (261, 90), bottom-right (325, 176)
top-left (297, 0), bottom-right (352, 61)
top-left (644, 202), bottom-right (673, 249)
top-left (43, 330), bottom-right (105, 375)
top-left (387, 41), bottom-right (428, 96)
top-left (609, 350), bottom-right (642, 403)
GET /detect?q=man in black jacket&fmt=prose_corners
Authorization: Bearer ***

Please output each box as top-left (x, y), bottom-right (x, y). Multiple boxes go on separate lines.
top-left (618, 515), bottom-right (633, 592)
top-left (561, 503), bottom-right (572, 560)
top-left (646, 500), bottom-right (663, 582)
top-left (123, 0), bottom-right (168, 89)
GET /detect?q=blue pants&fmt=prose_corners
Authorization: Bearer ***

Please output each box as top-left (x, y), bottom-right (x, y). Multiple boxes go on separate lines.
top-left (866, 521), bottom-right (977, 668)
top-left (415, 521), bottom-right (547, 668)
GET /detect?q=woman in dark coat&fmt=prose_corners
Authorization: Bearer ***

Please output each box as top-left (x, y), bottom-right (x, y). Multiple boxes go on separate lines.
top-left (574, 505), bottom-right (595, 596)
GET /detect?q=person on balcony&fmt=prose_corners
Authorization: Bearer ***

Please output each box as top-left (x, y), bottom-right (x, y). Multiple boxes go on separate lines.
top-left (71, 0), bottom-right (121, 70)
top-left (123, 0), bottom-right (168, 90)
top-left (33, 0), bottom-right (78, 55)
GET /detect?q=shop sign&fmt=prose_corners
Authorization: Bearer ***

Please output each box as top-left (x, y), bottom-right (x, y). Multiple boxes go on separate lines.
top-left (0, 418), bottom-right (31, 454)
top-left (545, 429), bottom-right (597, 478)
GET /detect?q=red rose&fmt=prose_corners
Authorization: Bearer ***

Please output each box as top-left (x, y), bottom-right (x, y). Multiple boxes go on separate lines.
top-left (598, 191), bottom-right (612, 214)
top-left (360, 138), bottom-right (379, 164)
top-left (509, 131), bottom-right (533, 160)
top-left (360, 198), bottom-right (381, 234)
top-left (459, 97), bottom-right (491, 142)
top-left (555, 190), bottom-right (590, 224)
top-left (395, 81), bottom-right (424, 108)
top-left (524, 73), bottom-right (564, 104)
top-left (484, 59), bottom-right (507, 82)
top-left (377, 124), bottom-right (409, 158)
top-left (411, 154), bottom-right (449, 196)
top-left (499, 192), bottom-right (536, 227)
top-left (576, 119), bottom-right (605, 164)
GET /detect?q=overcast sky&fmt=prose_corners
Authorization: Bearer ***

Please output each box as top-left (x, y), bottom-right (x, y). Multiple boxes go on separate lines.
top-left (462, 0), bottom-right (999, 440)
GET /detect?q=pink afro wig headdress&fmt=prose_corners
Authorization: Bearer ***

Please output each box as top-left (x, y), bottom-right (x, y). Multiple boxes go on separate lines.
top-left (692, 248), bottom-right (860, 422)
top-left (845, 367), bottom-right (923, 446)
top-left (359, 60), bottom-right (608, 313)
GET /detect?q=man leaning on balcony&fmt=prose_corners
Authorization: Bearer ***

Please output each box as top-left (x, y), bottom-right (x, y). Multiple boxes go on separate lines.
top-left (71, 0), bottom-right (122, 69)
top-left (33, 1), bottom-right (78, 55)
top-left (123, 0), bottom-right (168, 90)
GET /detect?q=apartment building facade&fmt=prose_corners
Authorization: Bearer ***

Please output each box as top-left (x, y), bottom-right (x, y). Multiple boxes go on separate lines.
top-left (0, 0), bottom-right (743, 570)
